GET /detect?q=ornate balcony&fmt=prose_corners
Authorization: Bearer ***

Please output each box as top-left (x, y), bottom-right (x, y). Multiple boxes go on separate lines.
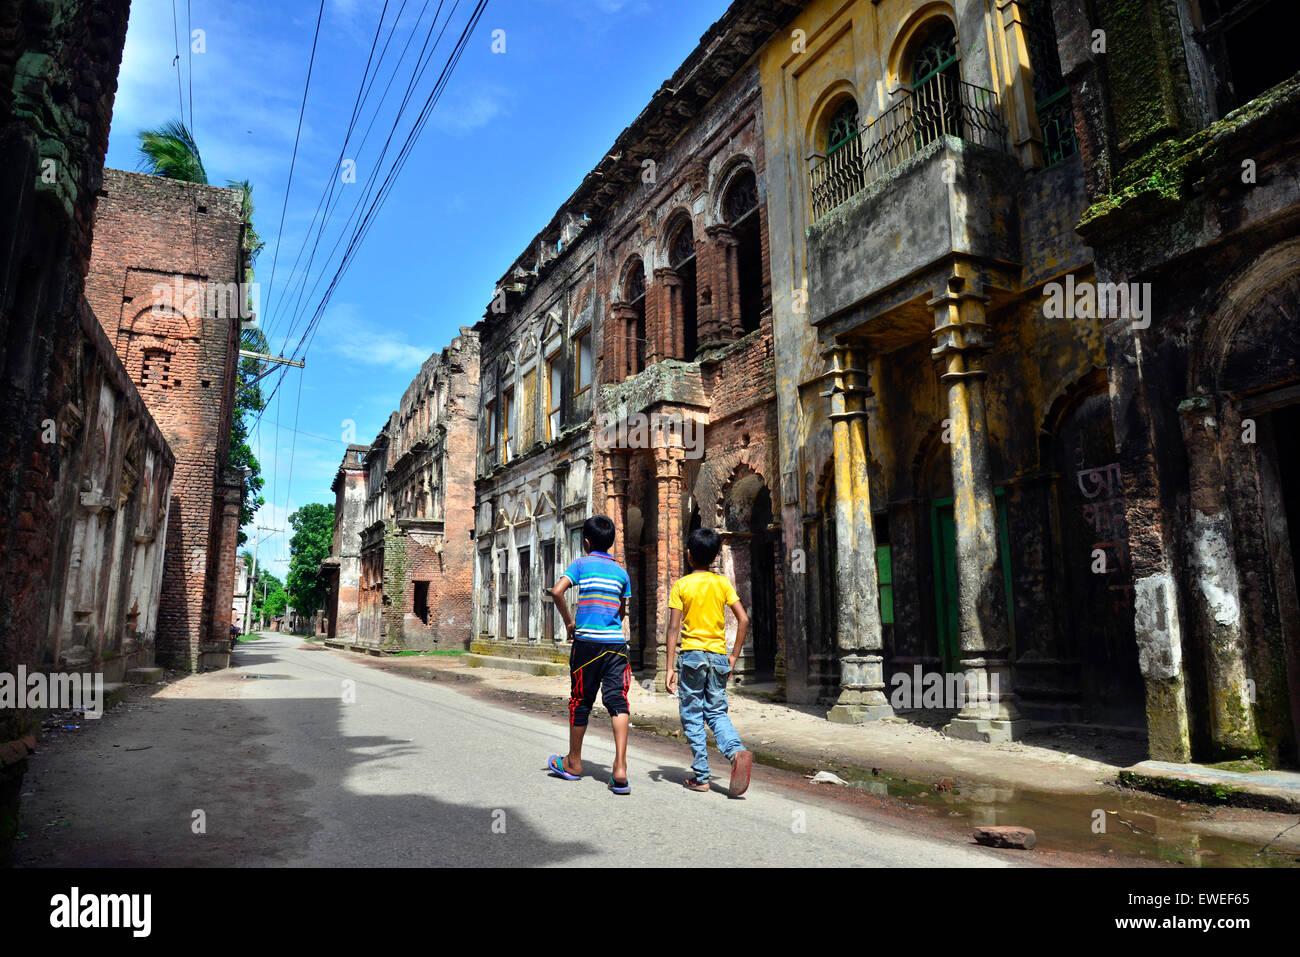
top-left (810, 77), bottom-right (1007, 221)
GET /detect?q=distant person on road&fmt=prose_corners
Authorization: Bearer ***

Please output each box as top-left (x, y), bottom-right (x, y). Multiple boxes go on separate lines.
top-left (547, 515), bottom-right (633, 794)
top-left (665, 526), bottom-right (753, 796)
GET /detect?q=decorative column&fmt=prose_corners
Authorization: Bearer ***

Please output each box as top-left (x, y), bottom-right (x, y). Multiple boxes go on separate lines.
top-left (929, 270), bottom-right (1025, 741)
top-left (1178, 396), bottom-right (1258, 757)
top-left (601, 449), bottom-right (630, 564)
top-left (704, 224), bottom-right (741, 350)
top-left (609, 302), bottom-right (637, 382)
top-left (995, 0), bottom-right (1043, 168)
top-left (652, 268), bottom-right (682, 363)
top-left (653, 443), bottom-right (686, 691)
top-left (820, 345), bottom-right (893, 723)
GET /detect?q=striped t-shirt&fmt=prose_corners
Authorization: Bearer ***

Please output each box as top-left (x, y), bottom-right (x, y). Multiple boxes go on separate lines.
top-left (560, 552), bottom-right (630, 643)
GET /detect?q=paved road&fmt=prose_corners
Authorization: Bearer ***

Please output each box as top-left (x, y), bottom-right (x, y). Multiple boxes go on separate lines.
top-left (226, 634), bottom-right (1012, 867)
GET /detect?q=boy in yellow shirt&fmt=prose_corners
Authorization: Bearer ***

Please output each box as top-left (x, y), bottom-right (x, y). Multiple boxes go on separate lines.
top-left (665, 527), bottom-right (753, 796)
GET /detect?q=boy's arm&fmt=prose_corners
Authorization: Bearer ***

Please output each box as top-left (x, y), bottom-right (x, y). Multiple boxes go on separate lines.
top-left (664, 608), bottom-right (683, 694)
top-left (727, 600), bottom-right (749, 673)
top-left (551, 576), bottom-right (576, 640)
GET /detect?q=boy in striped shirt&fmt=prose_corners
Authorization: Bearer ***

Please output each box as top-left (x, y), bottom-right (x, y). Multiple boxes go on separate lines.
top-left (547, 515), bottom-right (634, 793)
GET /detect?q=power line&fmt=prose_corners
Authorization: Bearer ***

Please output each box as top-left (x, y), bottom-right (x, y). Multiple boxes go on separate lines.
top-left (254, 0), bottom-right (488, 423)
top-left (262, 0), bottom-right (327, 328)
top-left (171, 0), bottom-right (186, 122)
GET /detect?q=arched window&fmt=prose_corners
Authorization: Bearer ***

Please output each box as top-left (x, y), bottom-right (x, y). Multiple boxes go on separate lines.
top-left (668, 220), bottom-right (699, 360)
top-left (826, 100), bottom-right (859, 155)
top-left (909, 20), bottom-right (962, 148)
top-left (723, 169), bottom-right (764, 334)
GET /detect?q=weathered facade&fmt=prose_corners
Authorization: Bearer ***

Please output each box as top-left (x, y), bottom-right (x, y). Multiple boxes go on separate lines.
top-left (0, 0), bottom-right (174, 861)
top-left (84, 169), bottom-right (247, 672)
top-left (756, 0), bottom-right (1135, 740)
top-left (1063, 0), bottom-right (1300, 765)
top-left (351, 330), bottom-right (479, 652)
top-left (472, 1), bottom-right (800, 681)
top-left (321, 445), bottom-right (368, 643)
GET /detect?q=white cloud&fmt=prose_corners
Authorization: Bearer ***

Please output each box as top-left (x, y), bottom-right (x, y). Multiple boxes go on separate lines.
top-left (318, 302), bottom-right (434, 370)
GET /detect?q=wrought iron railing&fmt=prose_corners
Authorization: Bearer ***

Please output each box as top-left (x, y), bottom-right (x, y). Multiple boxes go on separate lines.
top-left (1036, 87), bottom-right (1079, 167)
top-left (810, 76), bottom-right (1007, 221)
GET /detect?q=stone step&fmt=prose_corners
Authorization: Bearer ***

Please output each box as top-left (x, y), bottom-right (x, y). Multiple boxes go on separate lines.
top-left (124, 667), bottom-right (164, 685)
top-left (464, 654), bottom-right (566, 677)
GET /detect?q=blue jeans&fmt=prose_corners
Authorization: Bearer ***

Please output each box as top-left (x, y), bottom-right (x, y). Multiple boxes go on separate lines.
top-left (676, 650), bottom-right (744, 782)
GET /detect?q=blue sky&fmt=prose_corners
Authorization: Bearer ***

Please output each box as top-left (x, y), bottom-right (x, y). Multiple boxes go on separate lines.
top-left (105, 0), bottom-right (730, 578)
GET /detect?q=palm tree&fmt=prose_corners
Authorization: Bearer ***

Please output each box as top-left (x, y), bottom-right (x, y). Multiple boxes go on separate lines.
top-left (136, 119), bottom-right (208, 183)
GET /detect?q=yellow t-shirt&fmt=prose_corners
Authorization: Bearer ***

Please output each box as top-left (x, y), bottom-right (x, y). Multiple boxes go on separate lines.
top-left (668, 571), bottom-right (740, 655)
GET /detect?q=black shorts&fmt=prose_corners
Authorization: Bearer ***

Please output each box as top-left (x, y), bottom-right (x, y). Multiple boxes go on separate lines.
top-left (568, 640), bottom-right (631, 727)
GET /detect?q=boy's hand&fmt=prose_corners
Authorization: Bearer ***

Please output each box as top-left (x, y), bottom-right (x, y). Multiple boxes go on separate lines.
top-left (727, 654), bottom-right (739, 680)
top-left (565, 620), bottom-right (576, 640)
top-left (665, 669), bottom-right (677, 695)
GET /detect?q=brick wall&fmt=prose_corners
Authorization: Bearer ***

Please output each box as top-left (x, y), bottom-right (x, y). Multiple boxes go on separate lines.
top-left (84, 169), bottom-right (245, 671)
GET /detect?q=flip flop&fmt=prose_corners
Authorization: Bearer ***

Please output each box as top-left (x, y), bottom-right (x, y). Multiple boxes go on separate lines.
top-left (729, 750), bottom-right (753, 797)
top-left (547, 754), bottom-right (580, 780)
top-left (683, 777), bottom-right (710, 792)
top-left (608, 776), bottom-right (631, 795)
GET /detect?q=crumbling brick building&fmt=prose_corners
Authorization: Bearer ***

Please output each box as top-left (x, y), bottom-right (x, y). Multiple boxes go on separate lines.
top-left (349, 330), bottom-right (479, 652)
top-left (1064, 0), bottom-right (1300, 765)
top-left (320, 445), bottom-right (367, 643)
top-left (472, 1), bottom-right (799, 687)
top-left (0, 0), bottom-right (174, 861)
top-left (84, 169), bottom-right (247, 672)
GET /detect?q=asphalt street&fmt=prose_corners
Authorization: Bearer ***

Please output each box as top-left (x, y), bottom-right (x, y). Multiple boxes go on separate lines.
top-left (227, 634), bottom-right (1014, 867)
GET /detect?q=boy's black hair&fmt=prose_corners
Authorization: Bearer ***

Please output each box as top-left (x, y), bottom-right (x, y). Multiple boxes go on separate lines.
top-left (582, 515), bottom-right (616, 552)
top-left (686, 526), bottom-right (721, 567)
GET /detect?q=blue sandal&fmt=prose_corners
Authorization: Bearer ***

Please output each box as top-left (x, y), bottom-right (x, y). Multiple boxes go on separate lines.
top-left (608, 776), bottom-right (631, 795)
top-left (547, 754), bottom-right (580, 780)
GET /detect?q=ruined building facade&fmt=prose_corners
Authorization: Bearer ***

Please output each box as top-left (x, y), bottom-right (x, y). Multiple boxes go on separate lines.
top-left (349, 330), bottom-right (479, 652)
top-left (320, 445), bottom-right (367, 644)
top-left (84, 169), bottom-right (247, 672)
top-left (1064, 0), bottom-right (1300, 765)
top-left (472, 2), bottom-right (799, 683)
top-left (755, 0), bottom-right (1128, 739)
top-left (0, 0), bottom-right (171, 860)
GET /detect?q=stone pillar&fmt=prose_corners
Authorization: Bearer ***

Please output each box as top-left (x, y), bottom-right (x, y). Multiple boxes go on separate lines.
top-left (929, 271), bottom-right (1025, 742)
top-left (1178, 396), bottom-right (1259, 757)
top-left (653, 444), bottom-right (686, 691)
top-left (819, 346), bottom-right (892, 722)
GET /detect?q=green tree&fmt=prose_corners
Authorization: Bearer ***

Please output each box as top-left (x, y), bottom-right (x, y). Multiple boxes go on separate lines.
top-left (286, 503), bottom-right (335, 617)
top-left (136, 119), bottom-right (208, 183)
top-left (137, 122), bottom-right (268, 546)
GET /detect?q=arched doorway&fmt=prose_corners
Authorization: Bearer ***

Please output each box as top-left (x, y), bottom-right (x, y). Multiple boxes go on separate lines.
top-left (1051, 386), bottom-right (1144, 727)
top-left (722, 470), bottom-right (778, 681)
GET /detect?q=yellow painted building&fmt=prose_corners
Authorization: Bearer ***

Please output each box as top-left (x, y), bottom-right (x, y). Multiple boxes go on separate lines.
top-left (754, 0), bottom-right (1135, 742)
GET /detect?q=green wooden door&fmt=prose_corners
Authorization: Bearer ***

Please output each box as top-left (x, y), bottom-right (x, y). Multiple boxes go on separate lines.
top-left (931, 491), bottom-right (1015, 674)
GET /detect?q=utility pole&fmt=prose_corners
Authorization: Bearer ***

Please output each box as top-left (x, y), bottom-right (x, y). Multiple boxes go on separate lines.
top-left (244, 524), bottom-right (284, 635)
